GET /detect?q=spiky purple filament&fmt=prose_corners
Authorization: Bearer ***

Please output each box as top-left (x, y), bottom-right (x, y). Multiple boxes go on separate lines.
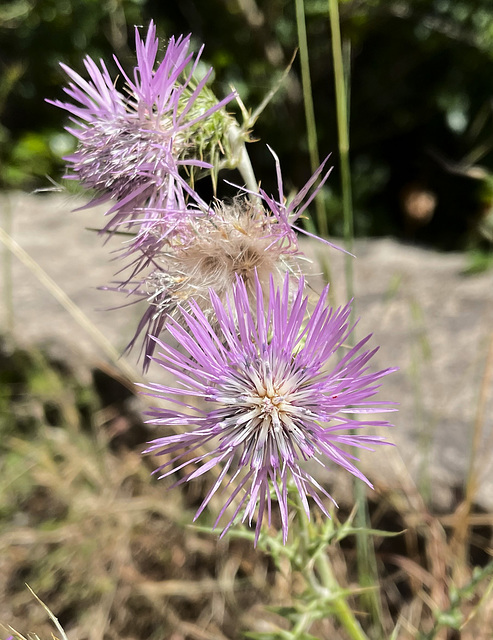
top-left (144, 272), bottom-right (396, 544)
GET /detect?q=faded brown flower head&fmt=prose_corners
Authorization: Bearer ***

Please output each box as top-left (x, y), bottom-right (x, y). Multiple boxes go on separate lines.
top-left (148, 198), bottom-right (303, 315)
top-left (127, 198), bottom-right (306, 367)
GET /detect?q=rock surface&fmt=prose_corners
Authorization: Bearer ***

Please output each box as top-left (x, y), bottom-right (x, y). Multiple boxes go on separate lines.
top-left (1, 191), bottom-right (492, 512)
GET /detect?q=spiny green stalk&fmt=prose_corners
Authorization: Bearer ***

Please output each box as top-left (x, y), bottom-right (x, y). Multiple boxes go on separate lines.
top-left (328, 0), bottom-right (383, 634)
top-left (313, 553), bottom-right (370, 640)
top-left (296, 496), bottom-right (370, 640)
top-left (226, 121), bottom-right (258, 194)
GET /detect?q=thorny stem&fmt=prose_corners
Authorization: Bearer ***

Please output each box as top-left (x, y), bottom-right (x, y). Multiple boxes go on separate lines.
top-left (290, 611), bottom-right (315, 638)
top-left (226, 121), bottom-right (258, 194)
top-left (313, 552), bottom-right (370, 640)
top-left (295, 497), bottom-right (370, 640)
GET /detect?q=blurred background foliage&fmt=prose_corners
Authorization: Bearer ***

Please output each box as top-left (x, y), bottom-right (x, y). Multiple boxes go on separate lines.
top-left (2, 0), bottom-right (493, 249)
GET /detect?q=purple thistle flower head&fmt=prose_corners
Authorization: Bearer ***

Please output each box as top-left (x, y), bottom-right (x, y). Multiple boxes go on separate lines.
top-left (144, 272), bottom-right (396, 544)
top-left (48, 21), bottom-right (234, 247)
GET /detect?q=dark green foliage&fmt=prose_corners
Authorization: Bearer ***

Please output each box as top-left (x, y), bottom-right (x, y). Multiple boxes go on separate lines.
top-left (2, 0), bottom-right (493, 247)
top-left (0, 0), bottom-right (146, 187)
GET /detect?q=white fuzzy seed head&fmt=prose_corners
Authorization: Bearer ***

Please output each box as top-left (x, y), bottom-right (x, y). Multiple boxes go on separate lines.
top-left (145, 198), bottom-right (303, 322)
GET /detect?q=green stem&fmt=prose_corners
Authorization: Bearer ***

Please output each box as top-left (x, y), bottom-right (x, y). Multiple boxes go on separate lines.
top-left (328, 1), bottom-right (384, 634)
top-left (291, 611), bottom-right (314, 638)
top-left (226, 122), bottom-right (258, 194)
top-left (296, 498), bottom-right (370, 640)
top-left (295, 0), bottom-right (328, 237)
top-left (314, 553), bottom-right (370, 640)
top-left (328, 0), bottom-right (353, 299)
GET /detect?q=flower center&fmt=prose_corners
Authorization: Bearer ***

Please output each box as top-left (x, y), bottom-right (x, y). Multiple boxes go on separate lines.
top-left (252, 384), bottom-right (292, 433)
top-left (259, 390), bottom-right (283, 415)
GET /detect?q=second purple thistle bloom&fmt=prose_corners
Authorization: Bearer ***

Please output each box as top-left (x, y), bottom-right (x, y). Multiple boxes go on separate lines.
top-left (144, 273), bottom-right (396, 544)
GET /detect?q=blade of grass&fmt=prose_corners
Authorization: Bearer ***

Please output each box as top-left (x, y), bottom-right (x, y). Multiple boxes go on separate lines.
top-left (295, 0), bottom-right (328, 238)
top-left (26, 584), bottom-right (69, 640)
top-left (409, 299), bottom-right (434, 504)
top-left (1, 197), bottom-right (14, 334)
top-left (328, 0), bottom-right (353, 286)
top-left (0, 224), bottom-right (143, 385)
top-left (250, 49), bottom-right (298, 125)
top-left (451, 330), bottom-right (493, 574)
top-left (328, 1), bottom-right (383, 634)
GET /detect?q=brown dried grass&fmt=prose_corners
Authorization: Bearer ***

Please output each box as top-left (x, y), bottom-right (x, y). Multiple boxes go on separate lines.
top-left (0, 341), bottom-right (492, 640)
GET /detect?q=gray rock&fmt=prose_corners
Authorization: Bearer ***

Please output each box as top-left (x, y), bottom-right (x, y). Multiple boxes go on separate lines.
top-left (2, 191), bottom-right (492, 512)
top-left (302, 237), bottom-right (493, 512)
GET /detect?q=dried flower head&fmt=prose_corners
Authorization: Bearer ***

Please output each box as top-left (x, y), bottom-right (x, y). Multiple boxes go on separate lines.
top-left (48, 21), bottom-right (234, 248)
top-left (120, 197), bottom-right (307, 368)
top-left (233, 146), bottom-right (344, 252)
top-left (116, 146), bottom-right (347, 369)
top-left (144, 272), bottom-right (395, 544)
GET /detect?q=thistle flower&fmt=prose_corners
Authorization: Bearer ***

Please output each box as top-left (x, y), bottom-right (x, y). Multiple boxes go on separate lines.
top-left (116, 147), bottom-right (346, 368)
top-left (48, 21), bottom-right (235, 248)
top-left (121, 196), bottom-right (307, 368)
top-left (144, 273), bottom-right (396, 544)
